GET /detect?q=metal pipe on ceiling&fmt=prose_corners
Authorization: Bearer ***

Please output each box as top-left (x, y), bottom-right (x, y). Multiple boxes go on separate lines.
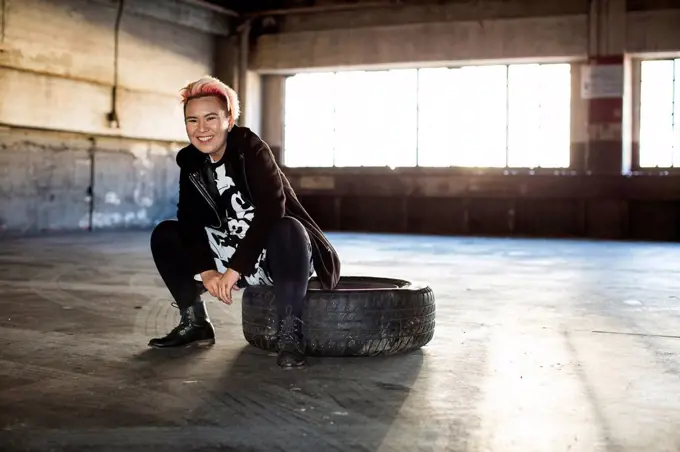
top-left (180, 0), bottom-right (240, 17)
top-left (180, 0), bottom-right (406, 20)
top-left (108, 0), bottom-right (125, 129)
top-left (248, 1), bottom-right (404, 17)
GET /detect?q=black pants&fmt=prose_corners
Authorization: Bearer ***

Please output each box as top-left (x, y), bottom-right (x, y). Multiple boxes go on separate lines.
top-left (150, 217), bottom-right (312, 320)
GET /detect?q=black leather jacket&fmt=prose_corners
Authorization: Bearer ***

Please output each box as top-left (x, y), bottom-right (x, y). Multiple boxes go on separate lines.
top-left (175, 125), bottom-right (341, 291)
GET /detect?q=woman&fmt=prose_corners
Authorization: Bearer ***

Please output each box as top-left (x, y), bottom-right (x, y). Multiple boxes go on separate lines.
top-left (149, 76), bottom-right (341, 369)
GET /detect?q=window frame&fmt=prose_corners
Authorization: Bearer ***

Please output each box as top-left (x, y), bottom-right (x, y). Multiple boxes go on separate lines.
top-left (631, 55), bottom-right (680, 174)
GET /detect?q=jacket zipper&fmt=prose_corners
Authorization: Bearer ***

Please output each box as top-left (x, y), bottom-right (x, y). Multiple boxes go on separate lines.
top-left (189, 172), bottom-right (222, 229)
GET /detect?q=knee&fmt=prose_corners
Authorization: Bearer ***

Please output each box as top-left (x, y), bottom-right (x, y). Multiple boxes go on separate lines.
top-left (270, 217), bottom-right (305, 239)
top-left (268, 217), bottom-right (308, 247)
top-left (151, 219), bottom-right (180, 249)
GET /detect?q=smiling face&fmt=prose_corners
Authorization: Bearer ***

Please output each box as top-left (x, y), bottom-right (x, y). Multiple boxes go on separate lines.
top-left (184, 95), bottom-right (230, 161)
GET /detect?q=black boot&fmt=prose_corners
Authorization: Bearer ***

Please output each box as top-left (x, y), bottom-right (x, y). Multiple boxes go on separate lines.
top-left (277, 307), bottom-right (306, 369)
top-left (148, 300), bottom-right (215, 348)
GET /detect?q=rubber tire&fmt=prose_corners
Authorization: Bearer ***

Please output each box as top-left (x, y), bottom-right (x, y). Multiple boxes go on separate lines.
top-left (241, 276), bottom-right (435, 357)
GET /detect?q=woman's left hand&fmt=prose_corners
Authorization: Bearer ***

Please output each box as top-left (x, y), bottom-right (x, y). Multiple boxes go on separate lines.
top-left (217, 268), bottom-right (241, 304)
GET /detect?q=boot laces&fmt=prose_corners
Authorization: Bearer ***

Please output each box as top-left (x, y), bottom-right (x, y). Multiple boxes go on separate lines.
top-left (165, 306), bottom-right (193, 336)
top-left (279, 305), bottom-right (303, 348)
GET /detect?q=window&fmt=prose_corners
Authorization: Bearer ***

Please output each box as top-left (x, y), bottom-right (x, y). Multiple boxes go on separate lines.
top-left (507, 64), bottom-right (571, 168)
top-left (639, 58), bottom-right (680, 168)
top-left (283, 72), bottom-right (336, 167)
top-left (417, 65), bottom-right (508, 167)
top-left (283, 63), bottom-right (572, 168)
top-left (334, 69), bottom-right (418, 167)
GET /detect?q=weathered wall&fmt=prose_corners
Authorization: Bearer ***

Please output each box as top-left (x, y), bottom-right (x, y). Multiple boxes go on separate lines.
top-left (252, 2), bottom-right (587, 72)
top-left (0, 0), bottom-right (228, 139)
top-left (3, 0), bottom-right (680, 240)
top-left (0, 0), bottom-right (231, 235)
top-left (0, 127), bottom-right (181, 234)
top-left (251, 0), bottom-right (680, 71)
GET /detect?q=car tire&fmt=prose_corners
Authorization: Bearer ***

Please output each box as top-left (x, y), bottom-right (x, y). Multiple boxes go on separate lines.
top-left (241, 276), bottom-right (436, 357)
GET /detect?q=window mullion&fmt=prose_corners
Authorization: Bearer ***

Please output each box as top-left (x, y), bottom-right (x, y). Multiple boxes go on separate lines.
top-left (416, 68), bottom-right (420, 167)
top-left (505, 65), bottom-right (510, 168)
top-left (672, 59), bottom-right (677, 167)
top-left (332, 72), bottom-right (337, 167)
top-left (538, 65), bottom-right (543, 169)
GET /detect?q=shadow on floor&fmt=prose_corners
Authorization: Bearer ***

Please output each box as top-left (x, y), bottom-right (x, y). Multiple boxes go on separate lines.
top-left (185, 344), bottom-right (428, 451)
top-left (1, 342), bottom-right (426, 452)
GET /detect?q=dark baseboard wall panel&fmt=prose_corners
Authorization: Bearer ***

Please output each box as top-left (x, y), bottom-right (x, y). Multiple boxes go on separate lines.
top-left (290, 172), bottom-right (680, 242)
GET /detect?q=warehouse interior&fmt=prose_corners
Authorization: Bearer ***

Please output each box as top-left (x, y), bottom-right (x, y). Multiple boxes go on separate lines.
top-left (2, 0), bottom-right (680, 450)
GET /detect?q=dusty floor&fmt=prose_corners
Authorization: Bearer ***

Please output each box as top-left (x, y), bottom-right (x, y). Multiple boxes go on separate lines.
top-left (1, 231), bottom-right (680, 451)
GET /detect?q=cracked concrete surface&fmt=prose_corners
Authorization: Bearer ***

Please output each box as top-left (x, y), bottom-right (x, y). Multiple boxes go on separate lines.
top-left (1, 231), bottom-right (680, 451)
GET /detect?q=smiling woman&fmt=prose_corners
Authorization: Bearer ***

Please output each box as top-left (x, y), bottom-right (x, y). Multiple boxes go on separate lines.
top-left (180, 75), bottom-right (241, 162)
top-left (146, 75), bottom-right (342, 369)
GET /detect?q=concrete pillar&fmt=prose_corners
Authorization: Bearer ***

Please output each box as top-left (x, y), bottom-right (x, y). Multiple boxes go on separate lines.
top-left (214, 32), bottom-right (263, 133)
top-left (582, 0), bottom-right (627, 175)
top-left (261, 75), bottom-right (286, 164)
top-left (214, 35), bottom-right (239, 90)
top-left (244, 71), bottom-right (262, 134)
top-left (237, 21), bottom-right (250, 127)
top-left (571, 65), bottom-right (589, 172)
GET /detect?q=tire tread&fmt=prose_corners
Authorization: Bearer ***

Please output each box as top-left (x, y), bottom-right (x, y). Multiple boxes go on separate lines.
top-left (241, 277), bottom-right (436, 357)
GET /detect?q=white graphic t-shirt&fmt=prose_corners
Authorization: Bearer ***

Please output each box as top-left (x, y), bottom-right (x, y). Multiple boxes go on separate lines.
top-left (204, 162), bottom-right (273, 287)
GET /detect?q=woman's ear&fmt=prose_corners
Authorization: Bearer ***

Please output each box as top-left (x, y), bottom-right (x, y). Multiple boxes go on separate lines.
top-left (224, 115), bottom-right (234, 131)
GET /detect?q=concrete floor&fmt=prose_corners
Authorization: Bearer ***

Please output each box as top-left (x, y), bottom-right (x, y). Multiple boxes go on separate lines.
top-left (1, 231), bottom-right (680, 452)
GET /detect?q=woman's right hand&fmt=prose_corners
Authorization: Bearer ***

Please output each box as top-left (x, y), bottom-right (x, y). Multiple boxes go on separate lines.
top-left (200, 269), bottom-right (223, 299)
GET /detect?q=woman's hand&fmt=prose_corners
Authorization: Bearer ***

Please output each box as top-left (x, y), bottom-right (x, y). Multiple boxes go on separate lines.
top-left (200, 269), bottom-right (223, 299)
top-left (217, 268), bottom-right (241, 305)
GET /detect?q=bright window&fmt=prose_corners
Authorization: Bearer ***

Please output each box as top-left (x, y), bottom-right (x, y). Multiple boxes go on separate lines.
top-left (639, 59), bottom-right (680, 168)
top-left (507, 64), bottom-right (572, 168)
top-left (334, 69), bottom-right (418, 167)
top-left (283, 72), bottom-right (335, 167)
top-left (283, 63), bottom-right (572, 168)
top-left (417, 65), bottom-right (508, 167)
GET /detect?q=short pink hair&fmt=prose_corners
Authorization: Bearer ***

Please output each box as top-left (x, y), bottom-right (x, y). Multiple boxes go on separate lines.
top-left (180, 76), bottom-right (240, 130)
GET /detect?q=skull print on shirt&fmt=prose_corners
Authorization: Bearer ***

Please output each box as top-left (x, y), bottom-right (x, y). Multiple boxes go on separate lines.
top-left (205, 162), bottom-right (273, 287)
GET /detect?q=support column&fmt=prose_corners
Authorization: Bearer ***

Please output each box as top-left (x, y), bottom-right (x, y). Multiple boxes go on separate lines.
top-left (213, 35), bottom-right (239, 90)
top-left (244, 71), bottom-right (262, 134)
top-left (237, 21), bottom-right (250, 126)
top-left (261, 75), bottom-right (286, 164)
top-left (582, 0), bottom-right (627, 175)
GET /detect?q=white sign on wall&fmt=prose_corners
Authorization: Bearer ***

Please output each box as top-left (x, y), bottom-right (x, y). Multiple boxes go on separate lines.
top-left (581, 64), bottom-right (624, 99)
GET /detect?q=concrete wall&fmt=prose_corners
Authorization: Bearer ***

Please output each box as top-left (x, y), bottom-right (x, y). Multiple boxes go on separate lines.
top-left (251, 0), bottom-right (680, 241)
top-left (252, 2), bottom-right (587, 72)
top-left (0, 0), bottom-right (232, 235)
top-left (0, 127), bottom-right (179, 233)
top-left (4, 0), bottom-right (680, 240)
top-left (251, 0), bottom-right (680, 72)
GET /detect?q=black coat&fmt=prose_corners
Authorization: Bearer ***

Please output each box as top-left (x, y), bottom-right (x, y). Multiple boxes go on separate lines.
top-left (174, 125), bottom-right (341, 290)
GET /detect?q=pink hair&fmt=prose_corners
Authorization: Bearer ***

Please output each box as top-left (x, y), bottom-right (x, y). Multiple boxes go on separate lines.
top-left (180, 76), bottom-right (240, 129)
